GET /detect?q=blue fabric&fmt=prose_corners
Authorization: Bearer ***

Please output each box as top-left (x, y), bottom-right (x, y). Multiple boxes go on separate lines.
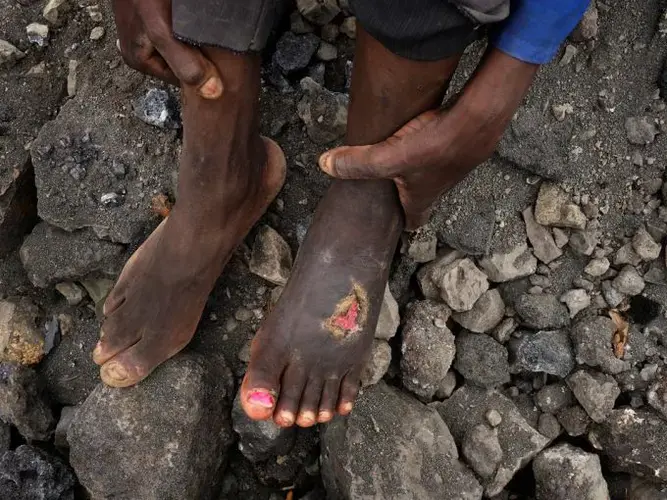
top-left (490, 0), bottom-right (591, 64)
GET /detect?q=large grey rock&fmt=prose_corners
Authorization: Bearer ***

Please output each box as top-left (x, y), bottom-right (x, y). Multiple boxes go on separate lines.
top-left (274, 32), bottom-right (320, 74)
top-left (534, 183), bottom-right (586, 230)
top-left (0, 297), bottom-right (45, 366)
top-left (478, 243), bottom-right (537, 283)
top-left (570, 317), bottom-right (630, 375)
top-left (612, 266), bottom-right (645, 296)
top-left (515, 293), bottom-right (570, 330)
top-left (435, 385), bottom-right (550, 497)
top-left (523, 207), bottom-right (562, 264)
top-left (589, 408), bottom-right (667, 481)
top-left (435, 258), bottom-right (489, 312)
top-left (0, 364), bottom-right (55, 441)
top-left (632, 227), bottom-right (661, 261)
top-left (533, 444), bottom-right (609, 500)
top-left (321, 382), bottom-right (482, 500)
top-left (69, 353), bottom-right (234, 500)
top-left (535, 383), bottom-right (574, 414)
top-left (567, 370), bottom-right (620, 423)
top-left (231, 393), bottom-right (295, 463)
top-left (454, 332), bottom-right (510, 388)
top-left (0, 445), bottom-right (75, 500)
top-left (509, 330), bottom-right (574, 378)
top-left (452, 289), bottom-right (505, 333)
top-left (20, 222), bottom-right (123, 288)
top-left (297, 77), bottom-right (348, 144)
top-left (248, 225), bottom-right (293, 286)
top-left (0, 159), bottom-right (37, 258)
top-left (401, 300), bottom-right (455, 399)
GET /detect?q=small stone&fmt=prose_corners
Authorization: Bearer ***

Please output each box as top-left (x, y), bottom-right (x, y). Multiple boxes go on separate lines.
top-left (556, 405), bottom-right (590, 436)
top-left (462, 424), bottom-right (503, 479)
top-left (43, 0), bottom-right (70, 25)
top-left (535, 383), bottom-right (574, 414)
top-left (54, 405), bottom-right (77, 449)
top-left (274, 31), bottom-right (320, 73)
top-left (584, 257), bottom-right (610, 277)
top-left (612, 266), bottom-right (645, 296)
top-left (478, 243), bottom-right (538, 283)
top-left (289, 12), bottom-right (314, 34)
top-left (551, 103), bottom-right (574, 122)
top-left (436, 258), bottom-right (489, 312)
top-left (569, 1), bottom-right (599, 41)
top-left (560, 289), bottom-right (590, 318)
top-left (0, 298), bottom-right (45, 365)
top-left (401, 300), bottom-right (455, 399)
top-left (625, 116), bottom-right (658, 145)
top-left (537, 413), bottom-right (561, 439)
top-left (486, 409), bottom-right (502, 427)
top-left (296, 0), bottom-right (340, 25)
top-left (452, 289), bottom-right (505, 333)
top-left (553, 228), bottom-right (569, 248)
top-left (320, 23), bottom-right (339, 42)
top-left (533, 444), bottom-right (609, 500)
top-left (55, 282), bottom-right (85, 306)
top-left (89, 26), bottom-right (105, 40)
top-left (568, 230), bottom-right (597, 256)
top-left (614, 243), bottom-right (642, 267)
top-left (0, 40), bottom-right (25, 68)
top-left (133, 88), bottom-right (181, 129)
top-left (510, 330), bottom-right (574, 378)
top-left (572, 316), bottom-right (630, 375)
top-left (492, 317), bottom-right (517, 344)
top-left (297, 77), bottom-right (348, 144)
top-left (559, 44), bottom-right (578, 65)
top-left (86, 5), bottom-right (103, 22)
top-left (248, 226), bottom-right (293, 286)
top-left (374, 286), bottom-right (400, 339)
top-left (340, 16), bottom-right (356, 38)
top-left (567, 370), bottom-right (620, 423)
top-left (522, 207), bottom-right (563, 264)
top-left (416, 247), bottom-right (465, 299)
top-left (26, 23), bottom-right (49, 46)
top-left (454, 331), bottom-right (510, 388)
top-left (361, 340), bottom-right (391, 387)
top-left (26, 61), bottom-right (46, 75)
top-left (632, 227), bottom-right (661, 261)
top-left (316, 41), bottom-right (337, 61)
top-left (535, 183), bottom-right (586, 230)
top-left (79, 278), bottom-right (114, 308)
top-left (0, 445), bottom-right (75, 499)
top-left (515, 294), bottom-right (570, 330)
top-left (234, 308), bottom-right (253, 323)
top-left (407, 228), bottom-right (438, 263)
top-left (435, 370), bottom-right (458, 399)
top-left (601, 280), bottom-right (625, 308)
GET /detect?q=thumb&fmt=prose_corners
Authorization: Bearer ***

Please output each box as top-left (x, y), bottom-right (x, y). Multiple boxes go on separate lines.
top-left (318, 142), bottom-right (400, 180)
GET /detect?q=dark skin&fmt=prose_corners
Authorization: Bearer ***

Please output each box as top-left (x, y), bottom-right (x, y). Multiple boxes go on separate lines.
top-left (104, 3), bottom-right (538, 426)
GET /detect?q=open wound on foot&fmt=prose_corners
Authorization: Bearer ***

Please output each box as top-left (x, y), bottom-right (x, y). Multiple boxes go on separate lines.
top-left (324, 281), bottom-right (369, 339)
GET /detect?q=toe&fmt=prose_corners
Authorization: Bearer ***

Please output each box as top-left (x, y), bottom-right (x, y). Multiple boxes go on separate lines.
top-left (99, 337), bottom-right (159, 387)
top-left (296, 378), bottom-right (324, 427)
top-left (240, 346), bottom-right (284, 421)
top-left (93, 305), bottom-right (140, 366)
top-left (337, 373), bottom-right (361, 416)
top-left (274, 365), bottom-right (307, 428)
top-left (318, 378), bottom-right (341, 424)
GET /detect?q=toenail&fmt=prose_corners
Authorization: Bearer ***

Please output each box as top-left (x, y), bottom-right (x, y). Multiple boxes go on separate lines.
top-left (278, 411), bottom-right (294, 425)
top-left (248, 390), bottom-right (276, 409)
top-left (319, 410), bottom-right (333, 421)
top-left (105, 362), bottom-right (128, 381)
top-left (299, 411), bottom-right (316, 424)
top-left (341, 402), bottom-right (353, 414)
top-left (93, 342), bottom-right (102, 357)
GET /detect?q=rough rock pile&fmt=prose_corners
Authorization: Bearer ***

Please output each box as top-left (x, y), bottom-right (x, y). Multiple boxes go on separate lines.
top-left (3, 0), bottom-right (667, 499)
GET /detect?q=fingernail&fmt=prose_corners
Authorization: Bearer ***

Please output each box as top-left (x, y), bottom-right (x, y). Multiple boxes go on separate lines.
top-left (248, 390), bottom-right (275, 409)
top-left (341, 402), bottom-right (353, 414)
top-left (199, 76), bottom-right (223, 99)
top-left (319, 152), bottom-right (331, 171)
top-left (105, 362), bottom-right (128, 381)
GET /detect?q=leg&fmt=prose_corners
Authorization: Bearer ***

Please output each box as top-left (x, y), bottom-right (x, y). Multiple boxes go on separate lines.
top-left (241, 28), bottom-right (461, 427)
top-left (93, 48), bottom-right (286, 387)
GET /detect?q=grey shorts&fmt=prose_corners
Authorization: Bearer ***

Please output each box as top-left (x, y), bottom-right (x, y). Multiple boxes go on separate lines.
top-left (172, 0), bottom-right (509, 62)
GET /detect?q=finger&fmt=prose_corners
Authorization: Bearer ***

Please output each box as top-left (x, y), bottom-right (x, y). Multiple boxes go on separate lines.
top-left (318, 143), bottom-right (400, 180)
top-left (140, 54), bottom-right (180, 87)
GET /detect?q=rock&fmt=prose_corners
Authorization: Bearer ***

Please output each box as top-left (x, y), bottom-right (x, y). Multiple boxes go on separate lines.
top-left (26, 23), bottom-right (49, 46)
top-left (588, 408), bottom-right (667, 481)
top-left (55, 282), bottom-right (85, 306)
top-left (478, 243), bottom-right (537, 283)
top-left (486, 409), bottom-right (503, 427)
top-left (321, 382), bottom-right (483, 500)
top-left (553, 227), bottom-right (569, 248)
top-left (454, 332), bottom-right (510, 388)
top-left (570, 1), bottom-right (599, 41)
top-left (43, 0), bottom-right (70, 25)
top-left (452, 289), bottom-right (505, 333)
top-left (569, 230), bottom-right (597, 256)
top-left (537, 413), bottom-right (562, 439)
top-left (80, 278), bottom-right (114, 308)
top-left (533, 444), bottom-right (609, 500)
top-left (320, 23), bottom-right (339, 42)
top-left (20, 222), bottom-right (123, 288)
top-left (522, 207), bottom-right (563, 264)
top-left (401, 300), bottom-right (455, 400)
top-left (297, 77), bottom-right (348, 144)
top-left (612, 266), bottom-right (645, 296)
top-left (435, 195), bottom-right (496, 255)
top-left (89, 26), bottom-right (105, 40)
top-left (316, 41), bottom-right (337, 61)
top-left (0, 298), bottom-right (44, 365)
top-left (493, 317), bottom-right (517, 344)
top-left (534, 183), bottom-right (587, 230)
top-left (0, 364), bottom-right (55, 441)
top-left (231, 393), bottom-right (295, 462)
top-left (570, 317), bottom-right (630, 375)
top-left (290, 11), bottom-right (314, 34)
top-left (274, 32), bottom-right (320, 73)
top-left (557, 405), bottom-right (591, 436)
top-left (435, 258), bottom-right (489, 312)
top-left (535, 383), bottom-right (574, 414)
top-left (510, 330), bottom-right (574, 378)
top-left (69, 353), bottom-right (234, 500)
top-left (296, 0), bottom-right (340, 25)
top-left (340, 16), bottom-right (356, 38)
top-left (647, 375), bottom-right (667, 419)
top-left (614, 243), bottom-right (642, 267)
top-left (361, 340), bottom-right (391, 387)
top-left (248, 226), bottom-right (293, 286)
top-left (416, 247), bottom-right (465, 299)
top-left (584, 257), bottom-right (610, 277)
top-left (407, 228), bottom-right (438, 263)
top-left (632, 227), bottom-right (661, 261)
top-left (601, 280), bottom-right (625, 308)
top-left (86, 4), bottom-right (102, 21)
top-left (54, 405), bottom-right (77, 449)
top-left (133, 88), bottom-right (181, 129)
top-left (515, 293), bottom-right (570, 330)
top-left (436, 385), bottom-right (549, 497)
top-left (551, 103), bottom-right (574, 121)
top-left (567, 370), bottom-right (619, 423)
top-left (435, 370), bottom-right (458, 399)
top-left (0, 40), bottom-right (25, 68)
top-left (0, 445), bottom-right (75, 499)
top-left (625, 116), bottom-right (658, 145)
top-left (462, 424), bottom-right (502, 479)
top-left (374, 286), bottom-right (400, 339)
top-left (560, 289), bottom-right (590, 318)
top-left (628, 478), bottom-right (667, 499)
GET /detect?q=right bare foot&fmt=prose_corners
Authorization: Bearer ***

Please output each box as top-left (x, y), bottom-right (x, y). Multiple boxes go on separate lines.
top-left (93, 49), bottom-right (285, 387)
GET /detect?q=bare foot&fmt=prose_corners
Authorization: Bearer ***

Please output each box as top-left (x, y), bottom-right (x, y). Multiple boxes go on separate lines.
top-left (93, 49), bottom-right (285, 387)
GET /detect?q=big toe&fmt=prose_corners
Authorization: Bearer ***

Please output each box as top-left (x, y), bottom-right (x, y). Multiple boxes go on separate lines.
top-left (240, 377), bottom-right (278, 421)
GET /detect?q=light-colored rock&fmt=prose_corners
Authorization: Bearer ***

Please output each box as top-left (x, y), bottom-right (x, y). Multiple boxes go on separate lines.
top-left (361, 340), bottom-right (391, 387)
top-left (612, 266), bottom-right (645, 296)
top-left (569, 230), bottom-right (597, 256)
top-left (436, 258), bottom-right (489, 312)
top-left (601, 280), bottom-right (625, 308)
top-left (407, 228), bottom-right (438, 263)
top-left (452, 289), bottom-right (505, 333)
top-left (340, 16), bottom-right (356, 38)
top-left (553, 228), bottom-right (569, 248)
top-left (462, 424), bottom-right (502, 479)
top-left (570, 317), bottom-right (631, 375)
top-left (375, 286), bottom-right (400, 339)
top-left (567, 370), bottom-right (620, 423)
top-left (632, 227), bottom-right (660, 261)
top-left (0, 40), bottom-right (25, 67)
top-left (560, 289), bottom-right (590, 318)
top-left (625, 116), bottom-right (658, 145)
top-left (316, 41), bottom-right (337, 61)
top-left (417, 247), bottom-right (465, 299)
top-left (535, 183), bottom-right (586, 230)
top-left (89, 26), bottom-right (105, 41)
top-left (248, 226), bottom-right (293, 286)
top-left (55, 282), bottom-right (85, 306)
top-left (614, 243), bottom-right (642, 267)
top-left (584, 257), bottom-right (609, 277)
top-left (435, 370), bottom-right (457, 399)
top-left (478, 243), bottom-right (537, 283)
top-left (522, 207), bottom-right (563, 264)
top-left (0, 298), bottom-right (44, 365)
top-left (43, 0), bottom-right (71, 25)
top-left (570, 1), bottom-right (599, 41)
top-left (67, 59), bottom-right (78, 97)
top-left (26, 23), bottom-right (49, 46)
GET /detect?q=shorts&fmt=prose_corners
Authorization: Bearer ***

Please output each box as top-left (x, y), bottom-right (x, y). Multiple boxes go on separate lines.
top-left (172, 0), bottom-right (510, 62)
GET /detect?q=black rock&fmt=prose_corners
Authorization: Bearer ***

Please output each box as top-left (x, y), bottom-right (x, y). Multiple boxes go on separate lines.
top-left (454, 332), bottom-right (510, 388)
top-left (515, 294), bottom-right (570, 330)
top-left (510, 330), bottom-right (574, 378)
top-left (273, 32), bottom-right (320, 74)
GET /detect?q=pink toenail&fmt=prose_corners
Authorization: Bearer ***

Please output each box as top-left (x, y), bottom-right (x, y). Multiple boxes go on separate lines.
top-left (248, 390), bottom-right (275, 408)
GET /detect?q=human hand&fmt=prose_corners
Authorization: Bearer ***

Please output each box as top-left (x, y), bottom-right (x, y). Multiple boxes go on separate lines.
top-left (112, 0), bottom-right (223, 99)
top-left (319, 49), bottom-right (538, 231)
